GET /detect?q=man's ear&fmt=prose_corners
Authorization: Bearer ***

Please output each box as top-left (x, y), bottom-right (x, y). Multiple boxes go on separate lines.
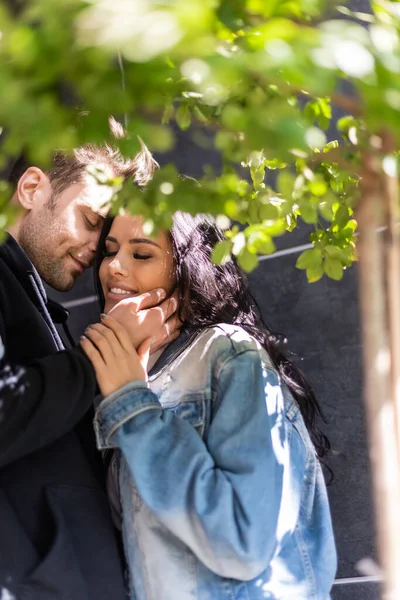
top-left (16, 167), bottom-right (51, 211)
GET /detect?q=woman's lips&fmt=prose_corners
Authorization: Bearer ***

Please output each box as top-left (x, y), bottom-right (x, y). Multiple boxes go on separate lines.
top-left (106, 287), bottom-right (139, 301)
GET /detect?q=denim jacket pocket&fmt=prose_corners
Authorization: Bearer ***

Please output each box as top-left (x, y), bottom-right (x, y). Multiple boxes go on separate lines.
top-left (164, 395), bottom-right (206, 437)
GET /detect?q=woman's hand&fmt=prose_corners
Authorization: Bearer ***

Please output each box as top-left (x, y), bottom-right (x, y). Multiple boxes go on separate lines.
top-left (106, 288), bottom-right (181, 352)
top-left (80, 314), bottom-right (152, 398)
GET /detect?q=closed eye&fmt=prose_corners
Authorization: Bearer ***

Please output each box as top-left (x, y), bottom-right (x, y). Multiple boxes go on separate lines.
top-left (102, 250), bottom-right (152, 260)
top-left (84, 215), bottom-right (100, 231)
top-left (133, 253), bottom-right (152, 260)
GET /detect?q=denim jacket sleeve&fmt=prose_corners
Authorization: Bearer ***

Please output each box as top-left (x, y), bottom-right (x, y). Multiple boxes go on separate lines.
top-left (94, 349), bottom-right (286, 581)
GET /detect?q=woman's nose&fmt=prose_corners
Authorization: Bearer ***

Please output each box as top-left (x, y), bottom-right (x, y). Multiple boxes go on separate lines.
top-left (108, 255), bottom-right (129, 277)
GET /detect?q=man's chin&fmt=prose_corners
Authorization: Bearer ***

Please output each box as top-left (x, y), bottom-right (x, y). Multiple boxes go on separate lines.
top-left (61, 280), bottom-right (76, 292)
top-left (47, 271), bottom-right (77, 292)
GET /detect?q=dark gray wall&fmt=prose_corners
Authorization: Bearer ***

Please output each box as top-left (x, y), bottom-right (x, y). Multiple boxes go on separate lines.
top-left (249, 251), bottom-right (378, 600)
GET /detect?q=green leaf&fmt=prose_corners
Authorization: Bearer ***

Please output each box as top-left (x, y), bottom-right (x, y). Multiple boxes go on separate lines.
top-left (263, 218), bottom-right (287, 236)
top-left (260, 202), bottom-right (278, 220)
top-left (211, 240), bottom-right (233, 265)
top-left (324, 245), bottom-right (343, 260)
top-left (309, 176), bottom-right (328, 197)
top-left (162, 104), bottom-right (174, 125)
top-left (277, 171), bottom-right (295, 200)
top-left (303, 98), bottom-right (331, 131)
top-left (175, 104), bottom-right (192, 130)
top-left (300, 203), bottom-right (318, 224)
top-left (306, 263), bottom-right (324, 283)
top-left (304, 101), bottom-right (319, 124)
top-left (318, 200), bottom-right (334, 221)
top-left (323, 140), bottom-right (339, 153)
top-left (264, 158), bottom-right (287, 170)
top-left (334, 205), bottom-right (350, 226)
top-left (318, 97), bottom-right (332, 120)
top-left (317, 115), bottom-right (330, 130)
top-left (193, 105), bottom-right (209, 124)
top-left (337, 115), bottom-right (358, 133)
top-left (324, 257), bottom-right (344, 280)
top-left (344, 219), bottom-right (358, 233)
top-left (257, 236), bottom-right (276, 255)
top-left (286, 213), bottom-right (298, 231)
top-left (248, 199), bottom-right (260, 223)
top-left (250, 165), bottom-right (265, 189)
top-left (247, 228), bottom-right (276, 254)
top-left (277, 199), bottom-right (293, 217)
top-left (296, 248), bottom-right (323, 270)
top-left (215, 131), bottom-right (236, 151)
top-left (237, 247), bottom-right (259, 272)
top-left (224, 199), bottom-right (240, 219)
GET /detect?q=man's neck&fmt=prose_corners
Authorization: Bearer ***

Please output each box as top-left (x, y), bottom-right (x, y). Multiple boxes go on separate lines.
top-left (6, 223), bottom-right (20, 244)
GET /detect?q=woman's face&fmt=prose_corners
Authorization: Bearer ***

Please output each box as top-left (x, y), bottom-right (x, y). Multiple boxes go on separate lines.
top-left (99, 213), bottom-right (176, 313)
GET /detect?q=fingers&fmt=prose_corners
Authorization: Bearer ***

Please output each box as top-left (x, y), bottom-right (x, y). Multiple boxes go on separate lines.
top-left (136, 288), bottom-right (167, 310)
top-left (109, 288), bottom-right (167, 315)
top-left (103, 289), bottom-right (180, 352)
top-left (83, 323), bottom-right (118, 362)
top-left (150, 330), bottom-right (180, 354)
top-left (99, 313), bottom-right (134, 354)
top-left (165, 312), bottom-right (182, 336)
top-left (158, 293), bottom-right (179, 322)
top-left (150, 312), bottom-right (181, 353)
top-left (137, 337), bottom-right (152, 368)
top-left (80, 335), bottom-right (104, 371)
top-left (165, 303), bottom-right (183, 329)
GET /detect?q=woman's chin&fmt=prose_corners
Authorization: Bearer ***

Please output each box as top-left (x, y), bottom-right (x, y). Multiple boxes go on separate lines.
top-left (104, 300), bottom-right (117, 314)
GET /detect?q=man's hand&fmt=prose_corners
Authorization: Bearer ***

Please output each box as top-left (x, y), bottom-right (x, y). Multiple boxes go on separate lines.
top-left (105, 288), bottom-right (181, 352)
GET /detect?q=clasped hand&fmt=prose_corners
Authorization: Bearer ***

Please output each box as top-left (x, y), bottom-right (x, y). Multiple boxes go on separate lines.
top-left (80, 288), bottom-right (180, 398)
top-left (107, 288), bottom-right (179, 352)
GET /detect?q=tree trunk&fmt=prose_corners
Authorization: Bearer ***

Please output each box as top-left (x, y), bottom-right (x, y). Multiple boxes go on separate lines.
top-left (357, 154), bottom-right (400, 599)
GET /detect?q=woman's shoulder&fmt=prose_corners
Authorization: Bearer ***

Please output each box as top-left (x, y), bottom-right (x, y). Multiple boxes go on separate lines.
top-left (195, 323), bottom-right (257, 347)
top-left (191, 324), bottom-right (275, 370)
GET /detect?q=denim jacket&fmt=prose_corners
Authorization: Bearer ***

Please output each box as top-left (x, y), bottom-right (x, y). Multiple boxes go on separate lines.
top-left (94, 324), bottom-right (337, 600)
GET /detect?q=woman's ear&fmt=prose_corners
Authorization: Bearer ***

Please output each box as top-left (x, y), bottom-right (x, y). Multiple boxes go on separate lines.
top-left (16, 167), bottom-right (51, 211)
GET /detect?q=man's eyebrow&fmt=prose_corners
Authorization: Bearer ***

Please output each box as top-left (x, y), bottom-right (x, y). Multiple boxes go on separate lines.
top-left (81, 202), bottom-right (108, 219)
top-left (105, 236), bottom-right (161, 249)
top-left (82, 208), bottom-right (104, 225)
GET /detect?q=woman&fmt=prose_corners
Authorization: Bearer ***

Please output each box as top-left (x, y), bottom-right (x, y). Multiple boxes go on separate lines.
top-left (81, 209), bottom-right (337, 600)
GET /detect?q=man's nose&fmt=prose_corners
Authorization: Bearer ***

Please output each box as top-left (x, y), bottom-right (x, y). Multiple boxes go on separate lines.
top-left (87, 235), bottom-right (98, 254)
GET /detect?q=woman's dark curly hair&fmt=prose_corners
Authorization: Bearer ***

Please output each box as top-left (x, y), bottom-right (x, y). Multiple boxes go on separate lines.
top-left (94, 211), bottom-right (330, 460)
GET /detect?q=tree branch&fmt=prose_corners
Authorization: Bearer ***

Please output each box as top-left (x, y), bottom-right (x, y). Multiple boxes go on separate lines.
top-left (330, 92), bottom-right (362, 116)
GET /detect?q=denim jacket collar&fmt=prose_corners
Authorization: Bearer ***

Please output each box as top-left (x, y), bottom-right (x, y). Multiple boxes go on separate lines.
top-left (148, 328), bottom-right (198, 379)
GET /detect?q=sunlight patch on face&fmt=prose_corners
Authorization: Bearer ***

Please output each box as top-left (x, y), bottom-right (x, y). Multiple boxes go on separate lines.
top-left (81, 169), bottom-right (116, 216)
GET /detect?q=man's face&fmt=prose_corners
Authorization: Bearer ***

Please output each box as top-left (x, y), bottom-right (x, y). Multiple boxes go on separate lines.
top-left (18, 174), bottom-right (109, 291)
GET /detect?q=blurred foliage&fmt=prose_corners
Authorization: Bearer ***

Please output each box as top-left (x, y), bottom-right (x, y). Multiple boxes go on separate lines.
top-left (0, 0), bottom-right (399, 280)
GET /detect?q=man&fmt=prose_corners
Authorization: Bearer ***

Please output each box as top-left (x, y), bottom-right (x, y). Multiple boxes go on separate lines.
top-left (0, 141), bottom-right (176, 599)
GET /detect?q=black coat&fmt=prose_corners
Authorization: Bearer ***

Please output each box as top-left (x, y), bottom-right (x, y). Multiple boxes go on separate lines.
top-left (0, 236), bottom-right (127, 599)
